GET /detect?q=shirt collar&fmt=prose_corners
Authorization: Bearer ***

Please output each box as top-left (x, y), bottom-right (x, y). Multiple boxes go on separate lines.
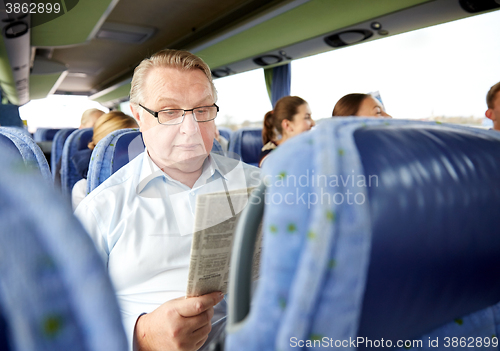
top-left (137, 149), bottom-right (227, 194)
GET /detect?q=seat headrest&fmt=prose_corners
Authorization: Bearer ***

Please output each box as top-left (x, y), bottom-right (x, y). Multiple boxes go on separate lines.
top-left (77, 129), bottom-right (93, 150)
top-left (355, 125), bottom-right (500, 345)
top-left (229, 128), bottom-right (263, 166)
top-left (112, 131), bottom-right (144, 173)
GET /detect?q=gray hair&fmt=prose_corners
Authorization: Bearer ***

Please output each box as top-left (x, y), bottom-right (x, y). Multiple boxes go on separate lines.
top-left (129, 49), bottom-right (217, 107)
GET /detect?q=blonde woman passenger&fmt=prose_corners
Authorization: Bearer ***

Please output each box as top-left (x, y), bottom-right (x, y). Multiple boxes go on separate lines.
top-left (259, 96), bottom-right (315, 167)
top-left (72, 111), bottom-right (138, 209)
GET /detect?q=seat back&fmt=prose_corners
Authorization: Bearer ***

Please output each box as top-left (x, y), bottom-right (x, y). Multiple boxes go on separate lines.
top-left (218, 127), bottom-right (233, 142)
top-left (87, 128), bottom-right (140, 194)
top-left (228, 127), bottom-right (263, 166)
top-left (226, 119), bottom-right (500, 350)
top-left (356, 124), bottom-right (500, 345)
top-left (0, 151), bottom-right (127, 351)
top-left (60, 129), bottom-right (93, 195)
top-left (87, 130), bottom-right (225, 193)
top-left (0, 127), bottom-right (51, 181)
top-left (34, 128), bottom-right (60, 142)
top-left (51, 128), bottom-right (77, 181)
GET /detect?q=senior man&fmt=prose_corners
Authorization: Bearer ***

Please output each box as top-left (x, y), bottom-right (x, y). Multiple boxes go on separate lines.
top-left (75, 50), bottom-right (260, 351)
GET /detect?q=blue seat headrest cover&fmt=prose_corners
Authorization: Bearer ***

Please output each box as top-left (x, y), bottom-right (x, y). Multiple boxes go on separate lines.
top-left (355, 125), bottom-right (500, 345)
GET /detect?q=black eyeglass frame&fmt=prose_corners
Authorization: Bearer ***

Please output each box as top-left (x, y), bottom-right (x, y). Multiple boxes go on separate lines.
top-left (139, 103), bottom-right (219, 125)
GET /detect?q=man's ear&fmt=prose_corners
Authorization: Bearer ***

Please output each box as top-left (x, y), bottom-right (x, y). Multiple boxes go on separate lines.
top-left (130, 104), bottom-right (143, 130)
top-left (485, 108), bottom-right (493, 120)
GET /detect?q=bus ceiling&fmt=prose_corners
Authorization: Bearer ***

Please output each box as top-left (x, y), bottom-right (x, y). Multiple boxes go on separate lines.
top-left (0, 0), bottom-right (499, 107)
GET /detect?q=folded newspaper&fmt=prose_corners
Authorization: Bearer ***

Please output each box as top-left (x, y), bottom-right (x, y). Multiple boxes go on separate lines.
top-left (186, 187), bottom-right (262, 297)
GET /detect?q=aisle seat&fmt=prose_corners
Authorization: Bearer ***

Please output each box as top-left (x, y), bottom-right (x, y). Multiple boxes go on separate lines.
top-left (226, 118), bottom-right (500, 351)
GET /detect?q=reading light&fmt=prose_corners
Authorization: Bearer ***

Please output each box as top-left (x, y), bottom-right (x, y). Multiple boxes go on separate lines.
top-left (253, 55), bottom-right (283, 66)
top-left (212, 68), bottom-right (232, 78)
top-left (324, 29), bottom-right (373, 48)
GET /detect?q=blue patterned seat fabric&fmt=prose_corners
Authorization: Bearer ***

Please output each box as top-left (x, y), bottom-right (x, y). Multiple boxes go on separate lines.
top-left (51, 128), bottom-right (77, 181)
top-left (87, 129), bottom-right (225, 194)
top-left (228, 127), bottom-right (263, 167)
top-left (60, 128), bottom-right (93, 195)
top-left (0, 151), bottom-right (127, 351)
top-left (227, 118), bottom-right (500, 351)
top-left (0, 127), bottom-right (51, 182)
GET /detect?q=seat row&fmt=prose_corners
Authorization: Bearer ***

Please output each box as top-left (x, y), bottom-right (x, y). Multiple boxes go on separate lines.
top-left (2, 118), bottom-right (500, 350)
top-left (1, 125), bottom-right (266, 201)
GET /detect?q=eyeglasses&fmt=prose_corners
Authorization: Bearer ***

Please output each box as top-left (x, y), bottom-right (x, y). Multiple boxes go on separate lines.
top-left (139, 103), bottom-right (219, 125)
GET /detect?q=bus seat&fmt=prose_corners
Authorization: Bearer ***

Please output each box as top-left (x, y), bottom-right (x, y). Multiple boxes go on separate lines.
top-left (87, 129), bottom-right (226, 194)
top-left (60, 128), bottom-right (93, 196)
top-left (226, 118), bottom-right (500, 351)
top-left (228, 127), bottom-right (263, 167)
top-left (34, 128), bottom-right (60, 142)
top-left (0, 127), bottom-right (51, 182)
top-left (0, 151), bottom-right (127, 351)
top-left (51, 128), bottom-right (77, 182)
top-left (218, 127), bottom-right (233, 143)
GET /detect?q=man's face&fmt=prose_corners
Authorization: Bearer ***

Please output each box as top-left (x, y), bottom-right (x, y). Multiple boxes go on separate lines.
top-left (132, 67), bottom-right (216, 173)
top-left (486, 91), bottom-right (500, 131)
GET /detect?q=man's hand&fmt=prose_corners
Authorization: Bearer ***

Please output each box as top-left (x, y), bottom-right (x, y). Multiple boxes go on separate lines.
top-left (134, 291), bottom-right (224, 351)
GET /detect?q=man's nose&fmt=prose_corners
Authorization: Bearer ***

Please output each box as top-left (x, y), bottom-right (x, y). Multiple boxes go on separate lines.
top-left (180, 110), bottom-right (199, 134)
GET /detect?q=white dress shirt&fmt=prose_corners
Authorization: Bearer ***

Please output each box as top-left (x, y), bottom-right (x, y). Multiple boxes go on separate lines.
top-left (72, 178), bottom-right (87, 210)
top-left (74, 150), bottom-right (261, 348)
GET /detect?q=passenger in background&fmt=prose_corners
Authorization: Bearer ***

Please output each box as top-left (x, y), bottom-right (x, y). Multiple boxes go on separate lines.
top-left (55, 108), bottom-right (106, 186)
top-left (79, 108), bottom-right (105, 129)
top-left (485, 81), bottom-right (500, 131)
top-left (259, 96), bottom-right (314, 167)
top-left (215, 126), bottom-right (229, 154)
top-left (332, 93), bottom-right (391, 117)
top-left (72, 111), bottom-right (138, 209)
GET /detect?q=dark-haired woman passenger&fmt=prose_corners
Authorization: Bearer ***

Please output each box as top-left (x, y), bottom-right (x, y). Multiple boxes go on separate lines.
top-left (332, 93), bottom-right (391, 117)
top-left (259, 96), bottom-right (315, 167)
